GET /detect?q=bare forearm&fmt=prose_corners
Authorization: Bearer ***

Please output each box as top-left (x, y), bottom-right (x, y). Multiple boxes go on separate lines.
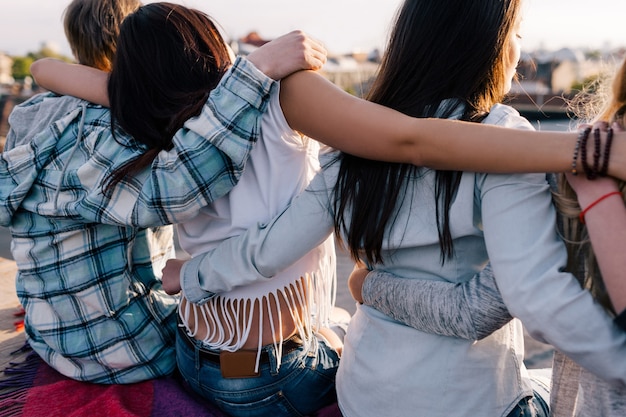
top-left (31, 58), bottom-right (109, 106)
top-left (576, 181), bottom-right (626, 313)
top-left (416, 120), bottom-right (626, 181)
top-left (280, 71), bottom-right (626, 181)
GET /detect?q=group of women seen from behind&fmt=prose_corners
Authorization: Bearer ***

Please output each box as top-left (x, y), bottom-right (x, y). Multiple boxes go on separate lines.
top-left (19, 1), bottom-right (626, 417)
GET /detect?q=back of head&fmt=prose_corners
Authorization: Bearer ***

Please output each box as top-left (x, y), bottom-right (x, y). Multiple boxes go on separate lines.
top-left (335, 0), bottom-right (522, 264)
top-left (63, 0), bottom-right (141, 71)
top-left (369, 0), bottom-right (521, 119)
top-left (106, 2), bottom-right (232, 187)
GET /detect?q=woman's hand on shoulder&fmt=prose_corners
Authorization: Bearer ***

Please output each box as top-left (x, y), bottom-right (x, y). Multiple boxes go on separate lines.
top-left (247, 30), bottom-right (327, 80)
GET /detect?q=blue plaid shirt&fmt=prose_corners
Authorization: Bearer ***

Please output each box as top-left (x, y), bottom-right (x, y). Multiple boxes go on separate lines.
top-left (0, 57), bottom-right (274, 383)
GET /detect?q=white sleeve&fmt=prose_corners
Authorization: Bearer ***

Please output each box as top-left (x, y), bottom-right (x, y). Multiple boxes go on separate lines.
top-left (479, 170), bottom-right (626, 387)
top-left (181, 170), bottom-right (335, 303)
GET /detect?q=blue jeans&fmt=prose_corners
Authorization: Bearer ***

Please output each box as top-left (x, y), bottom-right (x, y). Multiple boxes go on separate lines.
top-left (176, 327), bottom-right (340, 417)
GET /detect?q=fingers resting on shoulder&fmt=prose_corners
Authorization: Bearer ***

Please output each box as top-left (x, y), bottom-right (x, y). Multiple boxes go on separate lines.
top-left (247, 30), bottom-right (327, 80)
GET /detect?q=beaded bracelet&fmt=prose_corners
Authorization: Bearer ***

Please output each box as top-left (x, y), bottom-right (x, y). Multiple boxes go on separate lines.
top-left (571, 127), bottom-right (590, 176)
top-left (579, 190), bottom-right (622, 224)
top-left (590, 128), bottom-right (602, 180)
top-left (599, 127), bottom-right (614, 177)
top-left (580, 127), bottom-right (591, 178)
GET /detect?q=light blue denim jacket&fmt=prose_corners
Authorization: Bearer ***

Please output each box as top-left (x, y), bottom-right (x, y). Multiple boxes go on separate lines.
top-left (182, 103), bottom-right (626, 416)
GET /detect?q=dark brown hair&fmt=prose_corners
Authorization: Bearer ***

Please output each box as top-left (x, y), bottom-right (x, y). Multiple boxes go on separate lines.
top-left (106, 2), bottom-right (232, 190)
top-left (333, 0), bottom-right (522, 264)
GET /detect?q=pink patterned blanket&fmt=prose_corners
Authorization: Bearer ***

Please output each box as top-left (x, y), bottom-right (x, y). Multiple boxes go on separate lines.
top-left (0, 350), bottom-right (342, 417)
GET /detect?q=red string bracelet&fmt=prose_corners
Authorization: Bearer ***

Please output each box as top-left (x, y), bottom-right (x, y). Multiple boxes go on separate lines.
top-left (579, 191), bottom-right (622, 224)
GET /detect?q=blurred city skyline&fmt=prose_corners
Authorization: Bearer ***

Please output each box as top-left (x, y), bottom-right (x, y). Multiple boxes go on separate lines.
top-left (1, 0), bottom-right (625, 58)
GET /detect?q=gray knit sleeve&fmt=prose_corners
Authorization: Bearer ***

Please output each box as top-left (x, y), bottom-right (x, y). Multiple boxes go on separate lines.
top-left (361, 264), bottom-right (512, 340)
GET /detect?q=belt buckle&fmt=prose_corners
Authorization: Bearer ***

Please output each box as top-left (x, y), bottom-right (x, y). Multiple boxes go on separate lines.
top-left (220, 350), bottom-right (260, 378)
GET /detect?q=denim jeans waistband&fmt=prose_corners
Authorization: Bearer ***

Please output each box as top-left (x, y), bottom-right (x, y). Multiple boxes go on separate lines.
top-left (176, 323), bottom-right (303, 365)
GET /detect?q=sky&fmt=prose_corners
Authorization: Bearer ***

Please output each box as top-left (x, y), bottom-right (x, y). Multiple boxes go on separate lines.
top-left (0, 0), bottom-right (624, 58)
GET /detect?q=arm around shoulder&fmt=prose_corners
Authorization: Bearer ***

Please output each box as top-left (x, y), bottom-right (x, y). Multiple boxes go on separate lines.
top-left (30, 58), bottom-right (109, 106)
top-left (279, 70), bottom-right (422, 164)
top-left (180, 173), bottom-right (336, 299)
top-left (279, 71), bottom-right (602, 175)
top-left (362, 266), bottom-right (512, 340)
top-left (280, 75), bottom-right (626, 179)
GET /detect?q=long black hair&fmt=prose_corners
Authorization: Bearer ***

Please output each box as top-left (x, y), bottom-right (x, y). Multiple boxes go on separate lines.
top-left (334, 0), bottom-right (521, 264)
top-left (106, 2), bottom-right (232, 191)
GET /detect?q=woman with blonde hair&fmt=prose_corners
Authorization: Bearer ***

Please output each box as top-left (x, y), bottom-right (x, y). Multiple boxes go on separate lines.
top-left (549, 58), bottom-right (626, 417)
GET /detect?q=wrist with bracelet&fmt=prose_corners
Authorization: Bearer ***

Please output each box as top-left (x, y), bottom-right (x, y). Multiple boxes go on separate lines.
top-left (579, 190), bottom-right (622, 224)
top-left (572, 126), bottom-right (613, 179)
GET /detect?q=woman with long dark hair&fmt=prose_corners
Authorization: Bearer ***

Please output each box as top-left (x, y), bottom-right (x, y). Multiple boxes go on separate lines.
top-left (351, 58), bottom-right (626, 416)
top-left (0, 2), bottom-right (324, 383)
top-left (171, 1), bottom-right (626, 416)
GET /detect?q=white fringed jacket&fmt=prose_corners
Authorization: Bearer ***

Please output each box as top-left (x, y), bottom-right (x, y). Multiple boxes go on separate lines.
top-left (177, 84), bottom-right (336, 371)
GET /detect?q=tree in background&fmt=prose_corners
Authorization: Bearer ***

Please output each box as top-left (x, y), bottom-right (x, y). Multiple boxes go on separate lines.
top-left (11, 56), bottom-right (33, 80)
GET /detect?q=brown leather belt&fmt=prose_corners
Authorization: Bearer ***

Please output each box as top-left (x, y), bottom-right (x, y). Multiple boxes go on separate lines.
top-left (177, 324), bottom-right (303, 365)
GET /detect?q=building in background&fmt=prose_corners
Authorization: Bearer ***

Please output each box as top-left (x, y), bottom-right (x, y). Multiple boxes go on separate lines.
top-left (0, 53), bottom-right (14, 86)
top-left (510, 47), bottom-right (624, 119)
